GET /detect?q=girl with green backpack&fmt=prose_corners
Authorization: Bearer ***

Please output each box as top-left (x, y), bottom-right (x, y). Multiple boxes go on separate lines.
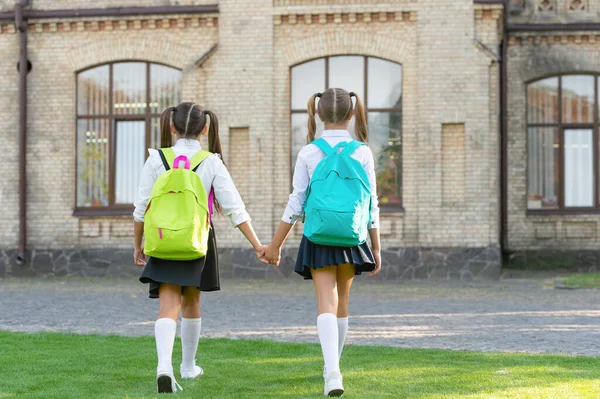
top-left (133, 102), bottom-right (266, 394)
top-left (262, 88), bottom-right (382, 397)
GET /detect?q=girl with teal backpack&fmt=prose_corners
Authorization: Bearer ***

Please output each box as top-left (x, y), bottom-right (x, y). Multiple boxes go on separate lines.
top-left (262, 88), bottom-right (382, 397)
top-left (133, 102), bottom-right (266, 394)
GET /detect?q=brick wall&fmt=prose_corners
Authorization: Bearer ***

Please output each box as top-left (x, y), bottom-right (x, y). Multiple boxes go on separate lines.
top-left (506, 36), bottom-right (600, 252)
top-left (0, 0), bottom-right (504, 278)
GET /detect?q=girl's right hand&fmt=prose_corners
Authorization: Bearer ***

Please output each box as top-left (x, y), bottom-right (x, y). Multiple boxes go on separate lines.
top-left (264, 243), bottom-right (281, 266)
top-left (368, 250), bottom-right (381, 278)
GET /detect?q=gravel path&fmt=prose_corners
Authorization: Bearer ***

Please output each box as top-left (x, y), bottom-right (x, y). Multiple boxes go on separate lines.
top-left (1, 277), bottom-right (599, 356)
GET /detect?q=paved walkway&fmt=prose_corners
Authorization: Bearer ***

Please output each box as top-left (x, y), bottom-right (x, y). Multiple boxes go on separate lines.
top-left (1, 277), bottom-right (599, 356)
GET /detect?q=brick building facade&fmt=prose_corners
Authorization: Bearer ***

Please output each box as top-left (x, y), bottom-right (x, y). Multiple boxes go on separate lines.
top-left (0, 0), bottom-right (597, 279)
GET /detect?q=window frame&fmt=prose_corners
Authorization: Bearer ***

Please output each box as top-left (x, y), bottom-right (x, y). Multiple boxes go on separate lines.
top-left (73, 60), bottom-right (182, 216)
top-left (526, 72), bottom-right (600, 215)
top-left (289, 55), bottom-right (404, 212)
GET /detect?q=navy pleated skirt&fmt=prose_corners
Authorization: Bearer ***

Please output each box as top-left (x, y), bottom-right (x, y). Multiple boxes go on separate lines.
top-left (139, 225), bottom-right (220, 298)
top-left (294, 235), bottom-right (376, 280)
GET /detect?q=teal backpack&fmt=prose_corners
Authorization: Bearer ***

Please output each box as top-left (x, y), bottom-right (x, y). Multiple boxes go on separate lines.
top-left (303, 139), bottom-right (372, 247)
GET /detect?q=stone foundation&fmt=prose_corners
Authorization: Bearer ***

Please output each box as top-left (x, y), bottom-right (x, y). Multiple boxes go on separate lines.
top-left (0, 246), bottom-right (502, 280)
top-left (505, 250), bottom-right (600, 272)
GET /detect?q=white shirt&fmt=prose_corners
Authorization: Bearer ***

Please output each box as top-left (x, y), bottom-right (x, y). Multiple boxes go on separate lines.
top-left (282, 130), bottom-right (380, 229)
top-left (133, 139), bottom-right (250, 227)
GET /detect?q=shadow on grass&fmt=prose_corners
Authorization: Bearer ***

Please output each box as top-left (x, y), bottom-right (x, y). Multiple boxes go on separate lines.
top-left (1, 332), bottom-right (599, 398)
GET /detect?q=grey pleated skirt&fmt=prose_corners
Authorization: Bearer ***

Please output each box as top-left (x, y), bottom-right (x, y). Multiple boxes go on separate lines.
top-left (139, 225), bottom-right (220, 298)
top-left (294, 235), bottom-right (376, 280)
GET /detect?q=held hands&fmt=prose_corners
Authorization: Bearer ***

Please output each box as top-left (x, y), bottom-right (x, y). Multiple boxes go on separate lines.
top-left (256, 243), bottom-right (281, 267)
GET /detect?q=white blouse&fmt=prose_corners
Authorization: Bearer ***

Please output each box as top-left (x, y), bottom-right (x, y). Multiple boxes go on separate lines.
top-left (282, 130), bottom-right (380, 229)
top-left (133, 139), bottom-right (250, 227)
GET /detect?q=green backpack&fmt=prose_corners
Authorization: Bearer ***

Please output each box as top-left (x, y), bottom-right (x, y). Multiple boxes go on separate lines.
top-left (144, 148), bottom-right (212, 261)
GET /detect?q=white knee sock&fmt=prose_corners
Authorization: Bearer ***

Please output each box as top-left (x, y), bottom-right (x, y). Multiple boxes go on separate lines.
top-left (181, 317), bottom-right (202, 370)
top-left (155, 318), bottom-right (177, 374)
top-left (337, 317), bottom-right (349, 359)
top-left (317, 313), bottom-right (340, 376)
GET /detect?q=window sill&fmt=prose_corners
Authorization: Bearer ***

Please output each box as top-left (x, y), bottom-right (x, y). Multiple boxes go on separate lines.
top-left (73, 207), bottom-right (134, 217)
top-left (380, 205), bottom-right (405, 214)
top-left (527, 209), bottom-right (600, 216)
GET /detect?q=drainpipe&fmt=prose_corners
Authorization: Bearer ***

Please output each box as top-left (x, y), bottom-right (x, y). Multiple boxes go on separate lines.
top-left (500, 1), bottom-right (508, 258)
top-left (15, 0), bottom-right (30, 265)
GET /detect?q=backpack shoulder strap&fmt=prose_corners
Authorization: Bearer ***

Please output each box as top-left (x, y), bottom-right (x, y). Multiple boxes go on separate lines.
top-left (340, 140), bottom-right (366, 156)
top-left (158, 148), bottom-right (176, 171)
top-left (191, 150), bottom-right (213, 172)
top-left (311, 138), bottom-right (334, 156)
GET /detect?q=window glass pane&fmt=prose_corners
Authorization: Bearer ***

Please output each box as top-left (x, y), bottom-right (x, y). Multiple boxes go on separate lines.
top-left (76, 119), bottom-right (109, 207)
top-left (113, 62), bottom-right (147, 115)
top-left (562, 75), bottom-right (594, 124)
top-left (528, 77), bottom-right (559, 124)
top-left (564, 129), bottom-right (594, 207)
top-left (291, 59), bottom-right (325, 110)
top-left (291, 113), bottom-right (324, 170)
top-left (150, 64), bottom-right (182, 115)
top-left (329, 56), bottom-right (364, 99)
top-left (77, 65), bottom-right (109, 116)
top-left (527, 128), bottom-right (559, 209)
top-left (368, 58), bottom-right (402, 109)
top-left (368, 112), bottom-right (402, 206)
top-left (115, 121), bottom-right (146, 204)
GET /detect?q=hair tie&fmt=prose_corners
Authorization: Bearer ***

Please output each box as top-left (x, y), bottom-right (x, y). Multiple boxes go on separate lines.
top-left (349, 92), bottom-right (356, 97)
top-left (171, 107), bottom-right (177, 113)
top-left (203, 110), bottom-right (210, 115)
top-left (316, 93), bottom-right (322, 98)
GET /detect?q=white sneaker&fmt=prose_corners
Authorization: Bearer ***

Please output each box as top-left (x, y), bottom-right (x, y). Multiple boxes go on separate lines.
top-left (157, 372), bottom-right (183, 394)
top-left (324, 371), bottom-right (344, 397)
top-left (180, 364), bottom-right (204, 379)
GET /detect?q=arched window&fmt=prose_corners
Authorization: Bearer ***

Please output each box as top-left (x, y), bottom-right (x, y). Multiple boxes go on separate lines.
top-left (527, 74), bottom-right (599, 211)
top-left (290, 56), bottom-right (403, 208)
top-left (75, 61), bottom-right (182, 213)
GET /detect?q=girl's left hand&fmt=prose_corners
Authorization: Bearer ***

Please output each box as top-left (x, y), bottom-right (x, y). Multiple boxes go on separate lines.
top-left (134, 247), bottom-right (146, 266)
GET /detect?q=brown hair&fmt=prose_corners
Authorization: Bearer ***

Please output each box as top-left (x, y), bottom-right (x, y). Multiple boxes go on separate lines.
top-left (159, 107), bottom-right (174, 148)
top-left (164, 102), bottom-right (224, 212)
top-left (307, 88), bottom-right (368, 144)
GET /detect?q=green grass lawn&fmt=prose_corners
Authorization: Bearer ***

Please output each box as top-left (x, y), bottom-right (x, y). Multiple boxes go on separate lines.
top-left (559, 273), bottom-right (600, 289)
top-left (1, 332), bottom-right (599, 399)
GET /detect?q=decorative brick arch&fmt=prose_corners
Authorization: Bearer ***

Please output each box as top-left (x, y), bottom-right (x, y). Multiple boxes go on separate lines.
top-left (282, 30), bottom-right (409, 67)
top-left (68, 36), bottom-right (201, 72)
top-left (518, 47), bottom-right (600, 83)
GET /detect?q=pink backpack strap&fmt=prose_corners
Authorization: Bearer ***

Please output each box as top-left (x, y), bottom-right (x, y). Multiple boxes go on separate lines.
top-left (208, 188), bottom-right (215, 219)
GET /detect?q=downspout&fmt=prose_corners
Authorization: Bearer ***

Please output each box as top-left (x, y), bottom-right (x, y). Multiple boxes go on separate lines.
top-left (500, 0), bottom-right (508, 258)
top-left (15, 0), bottom-right (30, 265)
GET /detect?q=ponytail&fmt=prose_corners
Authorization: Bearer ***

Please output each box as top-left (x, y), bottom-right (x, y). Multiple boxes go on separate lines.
top-left (204, 110), bottom-right (222, 164)
top-left (351, 92), bottom-right (368, 143)
top-left (204, 109), bottom-right (223, 214)
top-left (159, 107), bottom-right (175, 148)
top-left (306, 93), bottom-right (320, 144)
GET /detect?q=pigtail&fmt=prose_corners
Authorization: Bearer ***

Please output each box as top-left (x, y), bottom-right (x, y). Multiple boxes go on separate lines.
top-left (306, 93), bottom-right (320, 144)
top-left (204, 109), bottom-right (223, 214)
top-left (159, 107), bottom-right (175, 148)
top-left (351, 92), bottom-right (369, 143)
top-left (204, 110), bottom-right (222, 164)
